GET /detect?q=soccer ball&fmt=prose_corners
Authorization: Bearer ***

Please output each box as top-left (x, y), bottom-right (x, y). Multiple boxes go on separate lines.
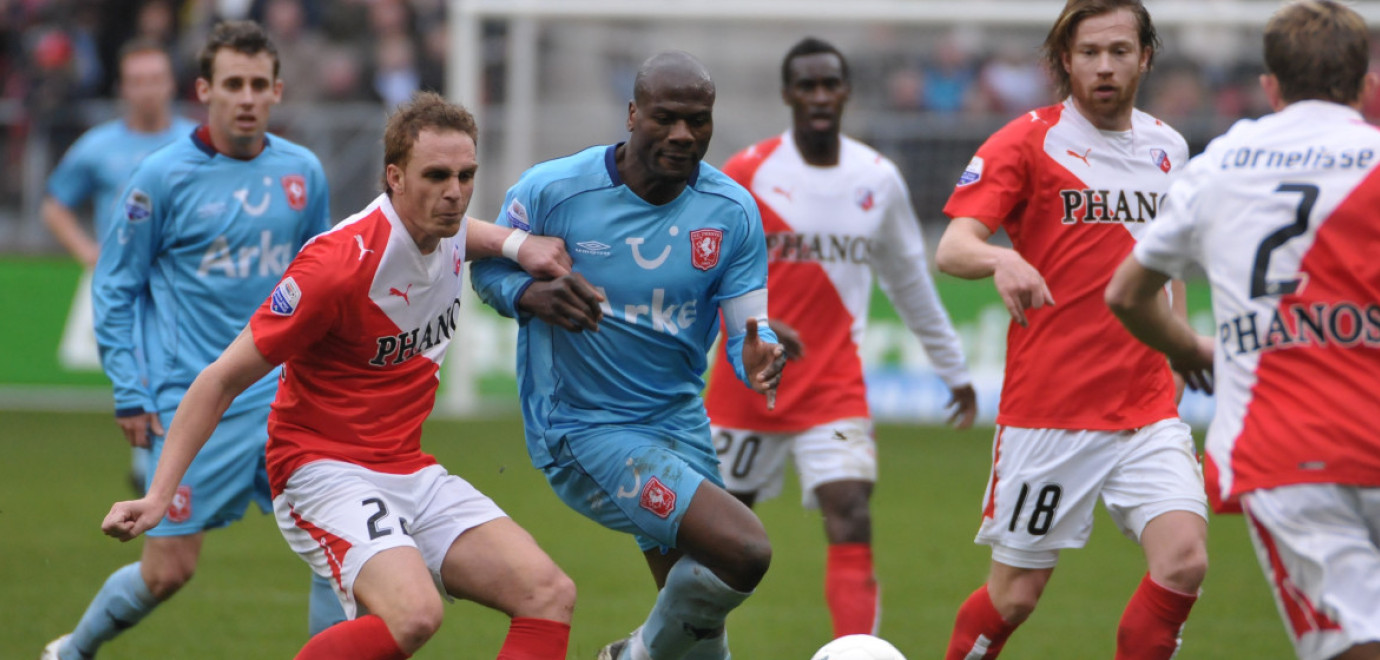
top-left (810, 634), bottom-right (907, 660)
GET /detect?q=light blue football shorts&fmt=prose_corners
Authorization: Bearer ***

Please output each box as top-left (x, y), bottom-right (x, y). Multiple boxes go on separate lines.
top-left (146, 406), bottom-right (273, 537)
top-left (543, 423), bottom-right (724, 552)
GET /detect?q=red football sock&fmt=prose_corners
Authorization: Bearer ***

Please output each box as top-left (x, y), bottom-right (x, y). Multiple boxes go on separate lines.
top-left (295, 614), bottom-right (409, 660)
top-left (825, 543), bottom-right (879, 637)
top-left (946, 585), bottom-right (1017, 660)
top-left (1115, 573), bottom-right (1198, 660)
top-left (496, 617), bottom-right (570, 659)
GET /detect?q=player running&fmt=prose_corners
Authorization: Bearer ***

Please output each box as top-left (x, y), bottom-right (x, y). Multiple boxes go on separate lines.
top-left (934, 1), bottom-right (1208, 658)
top-left (1108, 2), bottom-right (1380, 658)
top-left (703, 36), bottom-right (976, 640)
top-left (101, 91), bottom-right (577, 660)
top-left (472, 50), bottom-right (787, 660)
top-left (44, 21), bottom-right (345, 660)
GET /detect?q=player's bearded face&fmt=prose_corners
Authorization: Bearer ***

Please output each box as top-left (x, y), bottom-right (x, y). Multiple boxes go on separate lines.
top-left (389, 129), bottom-right (477, 250)
top-left (628, 91), bottom-right (714, 182)
top-left (1063, 8), bottom-right (1148, 127)
top-left (198, 50), bottom-right (282, 156)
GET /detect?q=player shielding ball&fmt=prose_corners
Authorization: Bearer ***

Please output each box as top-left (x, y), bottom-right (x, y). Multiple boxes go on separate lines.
top-left (1107, 2), bottom-right (1380, 658)
top-left (934, 1), bottom-right (1208, 658)
top-left (704, 36), bottom-right (976, 640)
top-left (472, 51), bottom-right (786, 660)
top-left (101, 91), bottom-right (577, 660)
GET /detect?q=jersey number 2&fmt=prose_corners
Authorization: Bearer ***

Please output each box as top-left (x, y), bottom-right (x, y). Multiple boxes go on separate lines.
top-left (1250, 183), bottom-right (1317, 298)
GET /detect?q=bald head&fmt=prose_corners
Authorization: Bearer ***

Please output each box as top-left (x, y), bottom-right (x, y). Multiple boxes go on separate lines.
top-left (633, 51), bottom-right (715, 106)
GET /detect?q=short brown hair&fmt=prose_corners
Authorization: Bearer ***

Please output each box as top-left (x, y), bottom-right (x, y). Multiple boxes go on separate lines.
top-left (1264, 0), bottom-right (1369, 105)
top-left (382, 91), bottom-right (479, 194)
top-left (117, 38), bottom-right (171, 71)
top-left (1042, 0), bottom-right (1160, 99)
top-left (198, 20), bottom-right (279, 82)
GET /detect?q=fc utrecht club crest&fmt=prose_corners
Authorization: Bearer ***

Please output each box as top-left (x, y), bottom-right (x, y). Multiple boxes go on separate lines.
top-left (282, 174), bottom-right (308, 211)
top-left (640, 476), bottom-right (676, 519)
top-left (855, 187), bottom-right (875, 211)
top-left (1150, 148), bottom-right (1172, 174)
top-left (167, 485), bottom-right (192, 523)
top-left (689, 228), bottom-right (722, 271)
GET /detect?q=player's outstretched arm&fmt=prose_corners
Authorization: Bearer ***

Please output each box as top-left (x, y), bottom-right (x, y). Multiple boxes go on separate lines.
top-left (1105, 255), bottom-right (1214, 393)
top-left (517, 273), bottom-right (605, 332)
top-left (936, 217), bottom-right (1054, 327)
top-left (466, 218), bottom-right (572, 279)
top-left (102, 327), bottom-right (277, 542)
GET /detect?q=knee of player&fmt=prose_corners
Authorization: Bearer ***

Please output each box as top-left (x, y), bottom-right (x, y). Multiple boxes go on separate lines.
top-left (387, 599), bottom-right (445, 650)
top-left (731, 536), bottom-right (773, 588)
top-left (519, 566), bottom-right (577, 622)
top-left (1153, 543), bottom-right (1208, 592)
top-left (142, 562), bottom-right (195, 600)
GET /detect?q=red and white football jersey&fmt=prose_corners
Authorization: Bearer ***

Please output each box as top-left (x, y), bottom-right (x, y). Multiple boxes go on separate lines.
top-left (250, 194), bottom-right (467, 495)
top-left (944, 99), bottom-right (1186, 430)
top-left (704, 133), bottom-right (969, 432)
top-left (1134, 100), bottom-right (1380, 510)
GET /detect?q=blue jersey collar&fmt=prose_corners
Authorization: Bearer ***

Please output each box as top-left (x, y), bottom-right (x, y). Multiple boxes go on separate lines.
top-left (604, 142), bottom-right (700, 188)
top-left (191, 125), bottom-right (272, 158)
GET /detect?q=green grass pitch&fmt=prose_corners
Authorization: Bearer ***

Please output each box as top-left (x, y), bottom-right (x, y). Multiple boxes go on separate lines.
top-left (2, 410), bottom-right (1291, 658)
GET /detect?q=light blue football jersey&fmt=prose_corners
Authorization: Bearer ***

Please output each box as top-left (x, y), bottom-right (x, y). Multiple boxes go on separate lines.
top-left (472, 144), bottom-right (777, 468)
top-left (94, 129), bottom-right (330, 417)
top-left (46, 117), bottom-right (198, 242)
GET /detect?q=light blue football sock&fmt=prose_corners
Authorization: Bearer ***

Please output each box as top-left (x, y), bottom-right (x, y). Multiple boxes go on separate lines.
top-left (307, 572), bottom-right (346, 635)
top-left (682, 631), bottom-right (731, 660)
top-left (62, 562), bottom-right (158, 660)
top-left (626, 557), bottom-right (748, 660)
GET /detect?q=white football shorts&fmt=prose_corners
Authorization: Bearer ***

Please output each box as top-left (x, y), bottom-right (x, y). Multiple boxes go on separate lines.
top-left (712, 418), bottom-right (875, 509)
top-left (1243, 484), bottom-right (1380, 660)
top-left (273, 460), bottom-right (506, 618)
top-left (974, 418), bottom-right (1207, 569)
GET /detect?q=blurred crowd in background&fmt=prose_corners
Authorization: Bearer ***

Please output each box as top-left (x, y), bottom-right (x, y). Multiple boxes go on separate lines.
top-left (3, 0), bottom-right (451, 114)
top-left (3, 0), bottom-right (1380, 253)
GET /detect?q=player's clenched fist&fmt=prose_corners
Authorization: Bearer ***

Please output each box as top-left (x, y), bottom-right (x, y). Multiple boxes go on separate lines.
top-left (515, 234), bottom-right (574, 279)
top-left (101, 497), bottom-right (168, 542)
top-left (518, 272), bottom-right (606, 332)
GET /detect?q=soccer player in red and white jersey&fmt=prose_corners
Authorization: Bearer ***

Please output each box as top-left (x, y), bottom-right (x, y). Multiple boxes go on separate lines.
top-left (100, 92), bottom-right (578, 660)
top-left (703, 36), bottom-right (976, 640)
top-left (934, 2), bottom-right (1209, 658)
top-left (1108, 3), bottom-right (1380, 658)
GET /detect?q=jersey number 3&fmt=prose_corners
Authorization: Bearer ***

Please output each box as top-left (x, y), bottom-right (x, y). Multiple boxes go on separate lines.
top-left (1250, 183), bottom-right (1317, 299)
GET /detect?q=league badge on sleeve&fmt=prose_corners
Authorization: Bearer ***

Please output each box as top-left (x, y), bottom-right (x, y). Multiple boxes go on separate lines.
top-left (124, 189), bottom-right (153, 222)
top-left (855, 187), bottom-right (875, 211)
top-left (1150, 148), bottom-right (1172, 174)
top-left (689, 228), bottom-right (723, 271)
top-left (957, 156), bottom-right (984, 186)
top-left (505, 199), bottom-right (531, 231)
top-left (282, 174), bottom-right (308, 211)
top-left (270, 276), bottom-right (302, 316)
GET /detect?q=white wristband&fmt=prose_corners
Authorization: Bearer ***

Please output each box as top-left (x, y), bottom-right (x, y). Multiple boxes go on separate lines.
top-left (501, 228), bottom-right (529, 261)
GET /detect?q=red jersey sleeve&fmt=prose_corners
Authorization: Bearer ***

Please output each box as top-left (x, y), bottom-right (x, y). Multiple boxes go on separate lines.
top-left (250, 237), bottom-right (347, 365)
top-left (942, 115), bottom-right (1039, 233)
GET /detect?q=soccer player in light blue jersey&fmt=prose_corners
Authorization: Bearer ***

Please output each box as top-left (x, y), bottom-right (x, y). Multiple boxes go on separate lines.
top-left (42, 40), bottom-right (196, 493)
top-left (43, 21), bottom-right (344, 660)
top-left (472, 51), bottom-right (787, 660)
